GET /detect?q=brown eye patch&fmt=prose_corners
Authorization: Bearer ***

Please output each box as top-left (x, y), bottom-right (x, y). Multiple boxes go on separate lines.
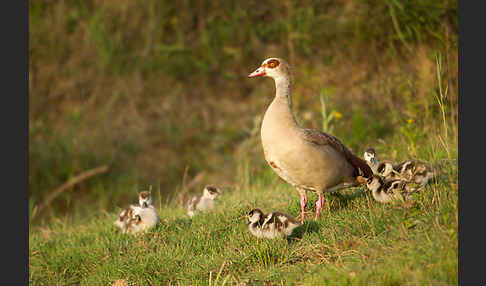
top-left (206, 186), bottom-right (218, 193)
top-left (266, 59), bottom-right (280, 69)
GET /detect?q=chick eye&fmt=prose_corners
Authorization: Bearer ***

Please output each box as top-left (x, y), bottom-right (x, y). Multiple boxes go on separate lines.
top-left (267, 59), bottom-right (279, 69)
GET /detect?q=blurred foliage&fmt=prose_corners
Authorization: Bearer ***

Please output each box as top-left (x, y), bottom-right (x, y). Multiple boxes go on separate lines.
top-left (29, 0), bottom-right (457, 224)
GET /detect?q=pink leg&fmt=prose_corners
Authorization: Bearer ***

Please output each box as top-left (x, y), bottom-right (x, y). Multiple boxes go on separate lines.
top-left (314, 192), bottom-right (325, 220)
top-left (299, 190), bottom-right (308, 223)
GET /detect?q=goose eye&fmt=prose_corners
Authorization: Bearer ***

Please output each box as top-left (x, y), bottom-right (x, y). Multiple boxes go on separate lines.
top-left (267, 59), bottom-right (279, 69)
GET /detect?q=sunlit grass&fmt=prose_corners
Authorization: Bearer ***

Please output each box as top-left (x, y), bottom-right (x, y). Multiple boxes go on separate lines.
top-left (29, 142), bottom-right (457, 285)
top-left (29, 1), bottom-right (457, 284)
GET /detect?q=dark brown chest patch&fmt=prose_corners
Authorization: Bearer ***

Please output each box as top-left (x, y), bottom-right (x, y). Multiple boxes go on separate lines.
top-left (269, 161), bottom-right (280, 170)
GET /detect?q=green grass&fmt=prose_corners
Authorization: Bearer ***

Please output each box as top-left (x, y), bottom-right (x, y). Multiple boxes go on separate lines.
top-left (30, 136), bottom-right (457, 285)
top-left (29, 0), bottom-right (457, 224)
top-left (29, 1), bottom-right (457, 284)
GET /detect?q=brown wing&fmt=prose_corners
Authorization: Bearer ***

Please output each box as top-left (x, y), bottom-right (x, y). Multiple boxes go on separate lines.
top-left (118, 205), bottom-right (135, 221)
top-left (187, 195), bottom-right (201, 212)
top-left (274, 211), bottom-right (301, 225)
top-left (383, 179), bottom-right (404, 193)
top-left (301, 129), bottom-right (373, 178)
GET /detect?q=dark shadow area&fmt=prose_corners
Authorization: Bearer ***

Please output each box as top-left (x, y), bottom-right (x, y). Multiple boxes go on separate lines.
top-left (287, 220), bottom-right (321, 242)
top-left (327, 187), bottom-right (368, 212)
top-left (333, 186), bottom-right (368, 199)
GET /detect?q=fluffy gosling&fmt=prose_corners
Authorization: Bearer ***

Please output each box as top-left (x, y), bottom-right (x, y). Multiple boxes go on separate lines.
top-left (366, 174), bottom-right (421, 203)
top-left (246, 208), bottom-right (301, 239)
top-left (363, 148), bottom-right (395, 178)
top-left (393, 159), bottom-right (436, 186)
top-left (187, 185), bottom-right (220, 218)
top-left (124, 204), bottom-right (159, 234)
top-left (364, 148), bottom-right (436, 185)
top-left (114, 191), bottom-right (158, 234)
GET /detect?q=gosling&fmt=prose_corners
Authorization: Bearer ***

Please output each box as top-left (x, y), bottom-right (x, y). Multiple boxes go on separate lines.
top-left (187, 185), bottom-right (220, 218)
top-left (246, 208), bottom-right (301, 239)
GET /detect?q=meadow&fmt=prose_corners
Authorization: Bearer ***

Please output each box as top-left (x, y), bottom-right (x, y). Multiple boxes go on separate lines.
top-left (29, 0), bottom-right (457, 285)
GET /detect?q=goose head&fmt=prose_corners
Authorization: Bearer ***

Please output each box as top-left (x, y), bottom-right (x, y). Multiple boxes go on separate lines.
top-left (248, 58), bottom-right (290, 80)
top-left (202, 185), bottom-right (220, 200)
top-left (139, 191), bottom-right (152, 208)
top-left (363, 148), bottom-right (377, 165)
top-left (247, 208), bottom-right (264, 225)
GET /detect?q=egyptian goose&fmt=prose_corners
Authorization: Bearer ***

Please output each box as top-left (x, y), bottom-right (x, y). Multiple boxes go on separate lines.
top-left (248, 58), bottom-right (373, 222)
top-left (366, 174), bottom-right (420, 203)
top-left (124, 204), bottom-right (159, 234)
top-left (114, 191), bottom-right (158, 234)
top-left (363, 148), bottom-right (395, 178)
top-left (364, 148), bottom-right (436, 185)
top-left (114, 191), bottom-right (150, 232)
top-left (393, 160), bottom-right (436, 186)
top-left (246, 208), bottom-right (301, 239)
top-left (187, 185), bottom-right (220, 218)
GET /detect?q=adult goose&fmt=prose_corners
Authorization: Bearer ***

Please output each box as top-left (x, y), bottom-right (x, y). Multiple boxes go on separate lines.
top-left (248, 58), bottom-right (373, 222)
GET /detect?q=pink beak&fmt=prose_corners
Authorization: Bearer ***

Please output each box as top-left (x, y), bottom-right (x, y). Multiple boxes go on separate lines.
top-left (248, 66), bottom-right (265, 78)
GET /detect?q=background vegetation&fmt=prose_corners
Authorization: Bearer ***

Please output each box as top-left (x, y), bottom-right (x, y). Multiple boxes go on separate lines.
top-left (29, 0), bottom-right (457, 284)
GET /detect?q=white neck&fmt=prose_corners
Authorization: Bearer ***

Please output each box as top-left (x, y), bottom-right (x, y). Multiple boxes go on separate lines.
top-left (275, 75), bottom-right (292, 101)
top-left (262, 74), bottom-right (299, 130)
